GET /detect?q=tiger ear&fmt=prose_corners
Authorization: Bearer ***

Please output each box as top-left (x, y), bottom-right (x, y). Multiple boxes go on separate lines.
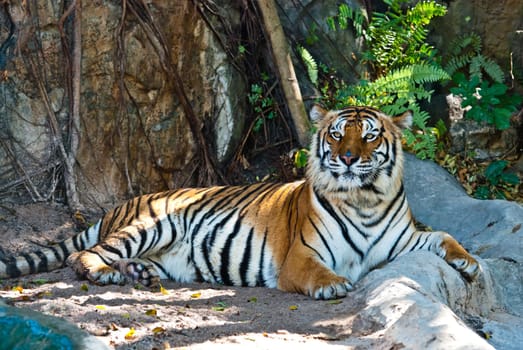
top-left (392, 110), bottom-right (413, 130)
top-left (310, 104), bottom-right (328, 122)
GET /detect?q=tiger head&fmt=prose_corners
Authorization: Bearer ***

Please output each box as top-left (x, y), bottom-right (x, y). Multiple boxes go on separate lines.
top-left (307, 105), bottom-right (412, 197)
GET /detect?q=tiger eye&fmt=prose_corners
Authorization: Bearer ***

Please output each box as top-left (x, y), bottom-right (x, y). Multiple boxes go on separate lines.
top-left (331, 131), bottom-right (342, 139)
top-left (365, 134), bottom-right (377, 142)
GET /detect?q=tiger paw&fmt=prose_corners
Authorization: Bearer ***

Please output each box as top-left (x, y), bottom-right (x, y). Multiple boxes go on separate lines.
top-left (112, 260), bottom-right (160, 287)
top-left (448, 255), bottom-right (480, 282)
top-left (66, 252), bottom-right (127, 285)
top-left (439, 234), bottom-right (481, 282)
top-left (310, 278), bottom-right (353, 300)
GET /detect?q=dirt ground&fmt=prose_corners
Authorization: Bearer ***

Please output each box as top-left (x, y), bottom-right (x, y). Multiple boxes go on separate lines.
top-left (0, 203), bottom-right (375, 350)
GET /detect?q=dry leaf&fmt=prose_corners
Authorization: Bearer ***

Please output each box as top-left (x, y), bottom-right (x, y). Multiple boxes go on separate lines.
top-left (145, 309), bottom-right (157, 316)
top-left (190, 292), bottom-right (201, 299)
top-left (159, 284), bottom-right (168, 295)
top-left (152, 326), bottom-right (166, 334)
top-left (288, 305), bottom-right (298, 311)
top-left (125, 327), bottom-right (136, 340)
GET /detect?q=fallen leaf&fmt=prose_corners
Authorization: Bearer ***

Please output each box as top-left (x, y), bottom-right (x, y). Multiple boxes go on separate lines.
top-left (80, 284), bottom-right (89, 292)
top-left (13, 295), bottom-right (33, 302)
top-left (95, 305), bottom-right (106, 310)
top-left (327, 299), bottom-right (342, 305)
top-left (190, 292), bottom-right (201, 299)
top-left (288, 305), bottom-right (298, 311)
top-left (32, 278), bottom-right (48, 285)
top-left (212, 301), bottom-right (227, 311)
top-left (13, 285), bottom-right (23, 293)
top-left (248, 297), bottom-right (258, 303)
top-left (145, 309), bottom-right (157, 316)
top-left (159, 284), bottom-right (168, 295)
top-left (124, 327), bottom-right (136, 340)
top-left (152, 326), bottom-right (165, 334)
top-left (35, 291), bottom-right (52, 298)
top-left (121, 313), bottom-right (130, 319)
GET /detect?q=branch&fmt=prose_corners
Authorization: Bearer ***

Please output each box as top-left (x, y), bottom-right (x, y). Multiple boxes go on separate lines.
top-left (257, 0), bottom-right (311, 146)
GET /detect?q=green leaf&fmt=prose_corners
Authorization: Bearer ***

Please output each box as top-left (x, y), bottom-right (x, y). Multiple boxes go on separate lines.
top-left (294, 149), bottom-right (309, 168)
top-left (500, 172), bottom-right (520, 185)
top-left (474, 185), bottom-right (491, 199)
top-left (492, 108), bottom-right (512, 130)
top-left (488, 83), bottom-right (507, 96)
top-left (484, 160), bottom-right (508, 183)
top-left (298, 46), bottom-right (318, 86)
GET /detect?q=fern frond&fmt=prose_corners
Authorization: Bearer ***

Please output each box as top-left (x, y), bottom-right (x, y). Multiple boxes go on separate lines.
top-left (371, 64), bottom-right (450, 92)
top-left (448, 33), bottom-right (482, 56)
top-left (481, 56), bottom-right (505, 83)
top-left (298, 46), bottom-right (318, 86)
top-left (407, 1), bottom-right (447, 27)
top-left (444, 55), bottom-right (471, 77)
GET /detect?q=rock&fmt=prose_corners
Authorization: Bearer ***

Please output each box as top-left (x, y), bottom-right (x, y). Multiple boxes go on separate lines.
top-left (446, 94), bottom-right (521, 160)
top-left (430, 0), bottom-right (523, 78)
top-left (401, 153), bottom-right (523, 350)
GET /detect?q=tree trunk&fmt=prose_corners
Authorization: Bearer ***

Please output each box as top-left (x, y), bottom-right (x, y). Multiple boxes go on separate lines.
top-left (257, 0), bottom-right (311, 146)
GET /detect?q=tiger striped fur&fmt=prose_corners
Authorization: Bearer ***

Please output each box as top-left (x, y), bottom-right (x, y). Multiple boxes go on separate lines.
top-left (0, 105), bottom-right (479, 299)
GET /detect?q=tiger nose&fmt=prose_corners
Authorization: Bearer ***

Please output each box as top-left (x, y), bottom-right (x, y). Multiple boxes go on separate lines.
top-left (340, 150), bottom-right (359, 166)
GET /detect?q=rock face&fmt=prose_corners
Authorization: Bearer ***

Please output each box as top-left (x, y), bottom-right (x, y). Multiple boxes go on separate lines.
top-left (402, 154), bottom-right (523, 350)
top-left (430, 0), bottom-right (523, 77)
top-left (446, 94), bottom-right (521, 159)
top-left (0, 1), bottom-right (246, 207)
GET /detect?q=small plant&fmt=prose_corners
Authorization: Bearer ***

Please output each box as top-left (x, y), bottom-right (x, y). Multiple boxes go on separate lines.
top-left (328, 0), bottom-right (447, 77)
top-left (294, 148), bottom-right (309, 169)
top-left (450, 73), bottom-right (522, 130)
top-left (248, 83), bottom-right (276, 132)
top-left (444, 33), bottom-right (522, 131)
top-left (444, 33), bottom-right (505, 83)
top-left (474, 160), bottom-right (520, 200)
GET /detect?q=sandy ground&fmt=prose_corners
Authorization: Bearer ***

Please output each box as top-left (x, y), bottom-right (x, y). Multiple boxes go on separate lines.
top-left (0, 203), bottom-right (374, 350)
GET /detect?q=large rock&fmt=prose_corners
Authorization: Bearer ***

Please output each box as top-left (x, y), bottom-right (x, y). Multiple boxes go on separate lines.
top-left (401, 153), bottom-right (523, 350)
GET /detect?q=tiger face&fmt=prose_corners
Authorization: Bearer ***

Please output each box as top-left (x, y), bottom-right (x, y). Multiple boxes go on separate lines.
top-left (308, 105), bottom-right (412, 192)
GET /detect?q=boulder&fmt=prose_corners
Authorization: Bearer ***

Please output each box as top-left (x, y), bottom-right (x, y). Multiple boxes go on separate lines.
top-left (399, 153), bottom-right (523, 350)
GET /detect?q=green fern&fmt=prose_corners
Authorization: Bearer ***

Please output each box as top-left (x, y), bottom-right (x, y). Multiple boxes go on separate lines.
top-left (372, 64), bottom-right (450, 92)
top-left (364, 0), bottom-right (447, 76)
top-left (448, 33), bottom-right (482, 57)
top-left (444, 33), bottom-right (504, 83)
top-left (298, 46), bottom-right (318, 86)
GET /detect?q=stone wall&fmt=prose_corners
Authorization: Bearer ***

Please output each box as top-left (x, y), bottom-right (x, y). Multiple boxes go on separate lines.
top-left (0, 0), bottom-right (246, 208)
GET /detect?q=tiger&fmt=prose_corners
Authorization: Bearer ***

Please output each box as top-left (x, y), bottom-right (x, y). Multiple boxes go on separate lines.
top-left (0, 105), bottom-right (479, 299)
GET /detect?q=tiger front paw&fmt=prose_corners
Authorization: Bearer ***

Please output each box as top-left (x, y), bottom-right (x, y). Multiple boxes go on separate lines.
top-left (310, 277), bottom-right (353, 300)
top-left (440, 234), bottom-right (480, 282)
top-left (448, 255), bottom-right (480, 282)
